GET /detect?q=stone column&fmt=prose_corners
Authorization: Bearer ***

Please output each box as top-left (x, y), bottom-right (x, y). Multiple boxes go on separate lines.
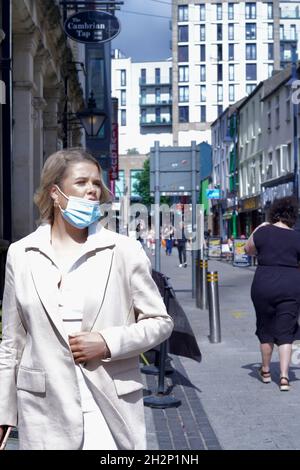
top-left (33, 51), bottom-right (48, 223)
top-left (43, 85), bottom-right (61, 159)
top-left (12, 33), bottom-right (39, 239)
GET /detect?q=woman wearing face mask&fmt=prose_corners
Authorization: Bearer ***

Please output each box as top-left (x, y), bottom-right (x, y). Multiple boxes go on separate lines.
top-left (0, 148), bottom-right (173, 450)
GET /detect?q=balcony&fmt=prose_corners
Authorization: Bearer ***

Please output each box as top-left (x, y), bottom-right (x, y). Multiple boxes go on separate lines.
top-left (139, 78), bottom-right (171, 87)
top-left (139, 98), bottom-right (172, 107)
top-left (280, 7), bottom-right (300, 19)
top-left (140, 117), bottom-right (172, 127)
top-left (280, 32), bottom-right (298, 43)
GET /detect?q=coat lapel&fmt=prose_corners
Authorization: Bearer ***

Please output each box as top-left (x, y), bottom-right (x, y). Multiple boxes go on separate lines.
top-left (80, 247), bottom-right (114, 332)
top-left (28, 249), bottom-right (70, 346)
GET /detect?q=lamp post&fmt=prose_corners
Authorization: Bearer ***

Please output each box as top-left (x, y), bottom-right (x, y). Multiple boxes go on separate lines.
top-left (77, 91), bottom-right (107, 137)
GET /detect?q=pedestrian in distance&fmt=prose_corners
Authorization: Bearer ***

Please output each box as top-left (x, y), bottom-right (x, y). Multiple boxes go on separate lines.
top-left (0, 148), bottom-right (173, 450)
top-left (244, 196), bottom-right (300, 392)
top-left (174, 221), bottom-right (187, 268)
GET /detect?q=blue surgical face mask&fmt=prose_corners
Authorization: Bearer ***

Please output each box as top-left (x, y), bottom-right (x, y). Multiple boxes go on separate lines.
top-left (55, 185), bottom-right (101, 229)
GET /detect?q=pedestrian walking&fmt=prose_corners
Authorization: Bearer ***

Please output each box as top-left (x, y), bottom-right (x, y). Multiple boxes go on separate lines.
top-left (174, 221), bottom-right (187, 267)
top-left (0, 148), bottom-right (173, 450)
top-left (244, 196), bottom-right (300, 392)
top-left (163, 224), bottom-right (174, 256)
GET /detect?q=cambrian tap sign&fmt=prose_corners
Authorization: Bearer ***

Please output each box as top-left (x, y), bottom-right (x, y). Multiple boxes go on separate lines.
top-left (64, 10), bottom-right (121, 44)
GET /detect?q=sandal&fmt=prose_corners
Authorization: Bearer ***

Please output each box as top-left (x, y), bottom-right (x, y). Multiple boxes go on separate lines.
top-left (279, 377), bottom-right (290, 392)
top-left (258, 367), bottom-right (271, 384)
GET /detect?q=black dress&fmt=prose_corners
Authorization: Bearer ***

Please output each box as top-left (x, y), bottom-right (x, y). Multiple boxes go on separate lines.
top-left (251, 224), bottom-right (300, 345)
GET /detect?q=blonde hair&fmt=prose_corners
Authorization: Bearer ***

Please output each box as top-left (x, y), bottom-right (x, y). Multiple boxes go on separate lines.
top-left (34, 148), bottom-right (112, 224)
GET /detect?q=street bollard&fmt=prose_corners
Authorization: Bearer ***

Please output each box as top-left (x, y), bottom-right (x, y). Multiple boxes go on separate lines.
top-left (207, 271), bottom-right (221, 343)
top-left (196, 258), bottom-right (208, 309)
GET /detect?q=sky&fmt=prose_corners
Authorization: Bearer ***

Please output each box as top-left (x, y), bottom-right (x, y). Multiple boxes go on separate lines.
top-left (112, 0), bottom-right (172, 61)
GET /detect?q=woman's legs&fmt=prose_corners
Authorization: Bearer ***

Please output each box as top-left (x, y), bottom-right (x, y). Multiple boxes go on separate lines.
top-left (278, 343), bottom-right (292, 379)
top-left (260, 342), bottom-right (274, 371)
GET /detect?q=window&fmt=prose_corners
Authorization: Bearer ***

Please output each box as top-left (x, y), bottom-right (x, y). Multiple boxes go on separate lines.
top-left (217, 64), bottom-right (223, 81)
top-left (155, 107), bottom-right (161, 121)
top-left (246, 3), bottom-right (256, 19)
top-left (200, 85), bottom-right (206, 102)
top-left (280, 24), bottom-right (284, 40)
top-left (267, 2), bottom-right (273, 19)
top-left (179, 106), bottom-right (189, 122)
top-left (268, 43), bottom-right (274, 60)
top-left (246, 63), bottom-right (257, 80)
top-left (229, 64), bottom-right (235, 81)
top-left (141, 88), bottom-right (146, 104)
top-left (130, 170), bottom-right (143, 198)
top-left (178, 65), bottom-right (189, 82)
top-left (115, 170), bottom-right (125, 198)
top-left (200, 64), bottom-right (206, 81)
top-left (178, 5), bottom-right (188, 21)
top-left (228, 24), bottom-right (234, 40)
top-left (246, 84), bottom-right (256, 94)
top-left (200, 4), bottom-right (205, 21)
top-left (120, 69), bottom-right (126, 86)
top-left (178, 45), bottom-right (189, 62)
top-left (217, 44), bottom-right (223, 61)
top-left (217, 24), bottom-right (222, 41)
top-left (268, 23), bottom-right (273, 40)
top-left (140, 68), bottom-right (146, 84)
top-left (291, 25), bottom-right (296, 40)
top-left (178, 25), bottom-right (188, 42)
top-left (216, 3), bottom-right (222, 20)
top-left (200, 45), bottom-right (206, 61)
top-left (275, 95), bottom-right (280, 128)
top-left (246, 23), bottom-right (256, 40)
top-left (121, 89), bottom-right (126, 106)
top-left (229, 84), bottom-right (235, 102)
top-left (200, 24), bottom-right (206, 41)
top-left (155, 68), bottom-right (160, 84)
top-left (155, 88), bottom-right (161, 104)
top-left (246, 43), bottom-right (257, 60)
top-left (200, 105), bottom-right (206, 122)
top-left (228, 3), bottom-right (234, 20)
top-left (228, 44), bottom-right (234, 60)
top-left (268, 64), bottom-right (274, 77)
top-left (217, 85), bottom-right (223, 102)
top-left (121, 109), bottom-right (126, 126)
top-left (141, 108), bottom-right (146, 123)
top-left (179, 86), bottom-right (189, 102)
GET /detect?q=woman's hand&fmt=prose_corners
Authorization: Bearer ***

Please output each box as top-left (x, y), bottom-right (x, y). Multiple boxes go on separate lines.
top-left (68, 332), bottom-right (110, 364)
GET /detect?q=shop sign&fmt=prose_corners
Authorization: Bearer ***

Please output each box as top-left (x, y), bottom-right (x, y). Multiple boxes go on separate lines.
top-left (64, 10), bottom-right (121, 44)
top-left (241, 196), bottom-right (259, 212)
top-left (208, 238), bottom-right (222, 259)
top-left (206, 188), bottom-right (221, 199)
top-left (110, 123), bottom-right (119, 181)
top-left (232, 239), bottom-right (251, 267)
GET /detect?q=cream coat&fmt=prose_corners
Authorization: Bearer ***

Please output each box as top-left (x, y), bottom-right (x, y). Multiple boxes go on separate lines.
top-left (0, 223), bottom-right (173, 450)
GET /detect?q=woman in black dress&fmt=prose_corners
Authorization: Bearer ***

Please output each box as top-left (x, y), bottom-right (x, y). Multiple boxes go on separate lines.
top-left (245, 196), bottom-right (300, 391)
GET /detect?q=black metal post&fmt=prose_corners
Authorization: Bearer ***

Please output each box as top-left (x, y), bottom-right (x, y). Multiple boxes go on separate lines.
top-left (2, 0), bottom-right (12, 241)
top-left (143, 279), bottom-right (181, 409)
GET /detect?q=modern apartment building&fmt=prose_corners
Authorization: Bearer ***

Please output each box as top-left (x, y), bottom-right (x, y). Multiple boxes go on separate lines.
top-left (111, 51), bottom-right (173, 156)
top-left (172, 0), bottom-right (281, 146)
top-left (280, 1), bottom-right (300, 66)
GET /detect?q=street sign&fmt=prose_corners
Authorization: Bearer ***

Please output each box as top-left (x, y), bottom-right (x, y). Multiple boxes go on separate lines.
top-left (206, 188), bottom-right (221, 199)
top-left (150, 146), bottom-right (200, 194)
top-left (64, 10), bottom-right (121, 44)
